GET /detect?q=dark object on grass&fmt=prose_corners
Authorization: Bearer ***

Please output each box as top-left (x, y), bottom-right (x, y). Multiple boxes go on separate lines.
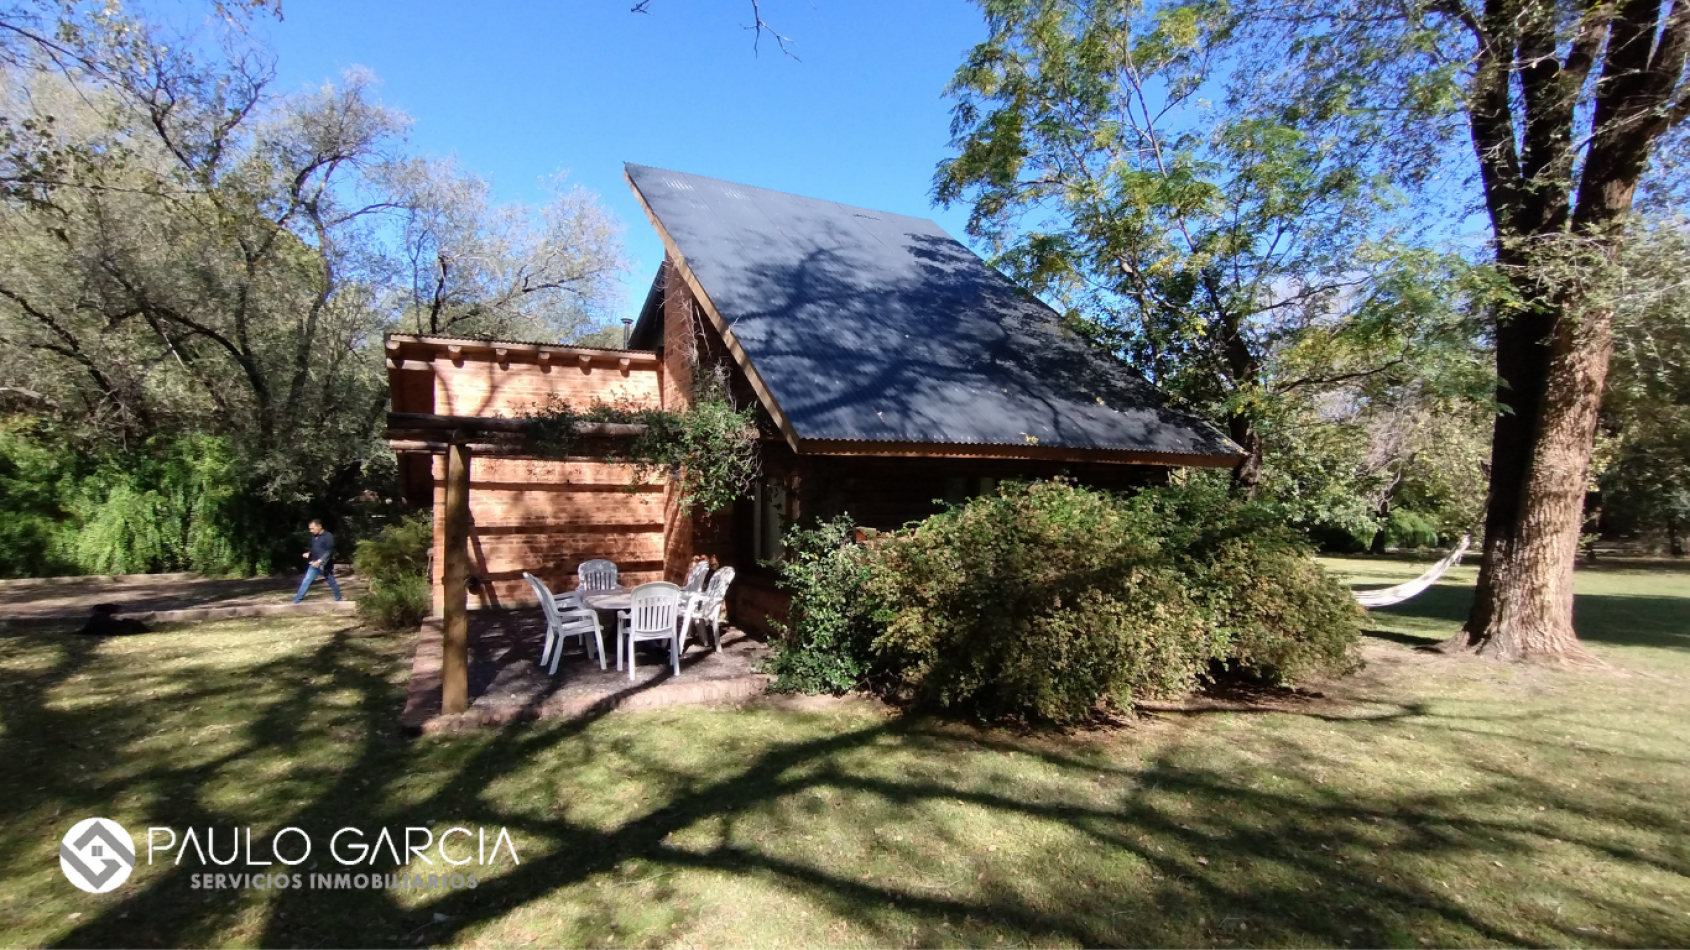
top-left (79, 603), bottom-right (149, 636)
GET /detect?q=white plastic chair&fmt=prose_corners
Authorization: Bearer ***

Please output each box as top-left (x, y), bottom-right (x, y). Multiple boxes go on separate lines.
top-left (577, 559), bottom-right (619, 591)
top-left (681, 560), bottom-right (710, 598)
top-left (617, 581), bottom-right (683, 680)
top-left (523, 572), bottom-right (606, 674)
top-left (684, 566), bottom-right (735, 652)
top-left (676, 561), bottom-right (711, 649)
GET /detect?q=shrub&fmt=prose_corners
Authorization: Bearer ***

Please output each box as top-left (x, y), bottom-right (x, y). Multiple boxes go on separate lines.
top-left (353, 513), bottom-right (431, 584)
top-left (354, 513), bottom-right (431, 630)
top-left (358, 574), bottom-right (430, 631)
top-left (1194, 539), bottom-right (1365, 684)
top-left (1122, 477), bottom-right (1364, 686)
top-left (1383, 508), bottom-right (1442, 549)
top-left (869, 481), bottom-right (1218, 723)
top-left (764, 517), bottom-right (883, 694)
top-left (769, 478), bottom-right (1364, 724)
top-left (0, 423), bottom-right (84, 577)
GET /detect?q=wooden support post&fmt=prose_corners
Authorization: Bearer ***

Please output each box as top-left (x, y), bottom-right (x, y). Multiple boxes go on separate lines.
top-left (441, 442), bottom-right (472, 715)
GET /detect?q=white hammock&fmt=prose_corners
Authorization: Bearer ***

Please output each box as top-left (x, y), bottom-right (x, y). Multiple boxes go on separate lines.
top-left (1351, 535), bottom-right (1472, 609)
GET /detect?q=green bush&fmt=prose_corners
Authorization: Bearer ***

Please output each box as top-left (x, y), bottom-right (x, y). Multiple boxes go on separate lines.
top-left (1194, 538), bottom-right (1365, 684)
top-left (67, 435), bottom-right (284, 576)
top-left (0, 422), bottom-right (83, 577)
top-left (352, 513), bottom-right (431, 584)
top-left (763, 517), bottom-right (883, 694)
top-left (767, 478), bottom-right (1363, 724)
top-left (354, 513), bottom-right (431, 630)
top-left (1382, 508), bottom-right (1442, 549)
top-left (868, 481), bottom-right (1219, 723)
top-left (358, 574), bottom-right (430, 631)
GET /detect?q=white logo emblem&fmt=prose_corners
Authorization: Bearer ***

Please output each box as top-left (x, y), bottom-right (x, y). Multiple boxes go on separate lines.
top-left (60, 818), bottom-right (135, 893)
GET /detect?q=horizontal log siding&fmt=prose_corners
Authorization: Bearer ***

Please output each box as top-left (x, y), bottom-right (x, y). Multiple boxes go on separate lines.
top-left (429, 456), bottom-right (667, 615)
top-left (432, 358), bottom-right (661, 418)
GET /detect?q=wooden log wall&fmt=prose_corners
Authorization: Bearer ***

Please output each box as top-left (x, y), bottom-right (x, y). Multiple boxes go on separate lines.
top-left (429, 456), bottom-right (667, 615)
top-left (389, 338), bottom-right (669, 615)
top-left (432, 350), bottom-right (660, 418)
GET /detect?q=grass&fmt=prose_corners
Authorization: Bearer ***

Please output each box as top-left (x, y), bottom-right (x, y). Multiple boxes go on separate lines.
top-left (0, 559), bottom-right (1687, 948)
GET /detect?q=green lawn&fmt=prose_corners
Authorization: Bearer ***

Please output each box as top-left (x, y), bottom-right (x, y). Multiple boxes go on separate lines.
top-left (1, 559), bottom-right (1688, 948)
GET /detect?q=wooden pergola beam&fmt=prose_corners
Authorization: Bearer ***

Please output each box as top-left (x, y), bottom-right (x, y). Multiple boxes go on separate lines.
top-left (387, 411), bottom-right (649, 440)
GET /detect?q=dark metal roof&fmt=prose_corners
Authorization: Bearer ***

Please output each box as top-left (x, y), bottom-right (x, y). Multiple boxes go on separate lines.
top-left (625, 164), bottom-right (1242, 460)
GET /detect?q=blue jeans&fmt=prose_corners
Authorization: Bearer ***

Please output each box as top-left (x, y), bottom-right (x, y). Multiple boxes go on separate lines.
top-left (293, 564), bottom-right (342, 602)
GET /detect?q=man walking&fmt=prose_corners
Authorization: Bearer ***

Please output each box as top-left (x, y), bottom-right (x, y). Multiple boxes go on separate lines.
top-left (293, 519), bottom-right (343, 603)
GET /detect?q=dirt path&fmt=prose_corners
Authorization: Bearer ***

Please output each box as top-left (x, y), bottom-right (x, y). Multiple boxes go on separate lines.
top-left (0, 573), bottom-right (366, 621)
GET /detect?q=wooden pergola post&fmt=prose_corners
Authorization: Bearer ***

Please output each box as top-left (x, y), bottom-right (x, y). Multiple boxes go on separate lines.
top-left (441, 441), bottom-right (472, 715)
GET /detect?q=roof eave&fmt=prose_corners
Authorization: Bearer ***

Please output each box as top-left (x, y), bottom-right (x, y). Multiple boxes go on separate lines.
top-left (795, 437), bottom-right (1246, 468)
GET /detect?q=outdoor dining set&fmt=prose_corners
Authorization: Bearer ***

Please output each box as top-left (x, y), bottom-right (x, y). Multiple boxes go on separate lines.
top-left (521, 561), bottom-right (736, 680)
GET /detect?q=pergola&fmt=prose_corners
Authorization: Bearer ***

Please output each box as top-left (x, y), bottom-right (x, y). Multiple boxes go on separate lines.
top-left (384, 410), bottom-right (651, 714)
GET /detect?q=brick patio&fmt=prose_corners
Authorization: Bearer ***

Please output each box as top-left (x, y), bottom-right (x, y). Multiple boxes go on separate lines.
top-left (400, 608), bottom-right (771, 733)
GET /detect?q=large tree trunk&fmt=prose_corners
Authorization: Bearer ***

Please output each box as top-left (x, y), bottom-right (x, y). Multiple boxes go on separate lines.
top-left (1438, 0), bottom-right (1686, 662)
top-left (1444, 289), bottom-right (1611, 663)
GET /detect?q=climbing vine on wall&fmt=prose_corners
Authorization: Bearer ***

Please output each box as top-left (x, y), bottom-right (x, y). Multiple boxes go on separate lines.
top-left (524, 383), bottom-right (760, 515)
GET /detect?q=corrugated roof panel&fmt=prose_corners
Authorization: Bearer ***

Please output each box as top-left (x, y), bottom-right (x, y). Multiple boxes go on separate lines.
top-left (625, 164), bottom-right (1242, 459)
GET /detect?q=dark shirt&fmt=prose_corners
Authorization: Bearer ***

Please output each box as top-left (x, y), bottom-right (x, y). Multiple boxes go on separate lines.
top-left (308, 531), bottom-right (336, 570)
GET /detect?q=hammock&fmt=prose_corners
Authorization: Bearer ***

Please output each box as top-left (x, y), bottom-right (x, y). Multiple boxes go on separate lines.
top-left (1352, 535), bottom-right (1472, 609)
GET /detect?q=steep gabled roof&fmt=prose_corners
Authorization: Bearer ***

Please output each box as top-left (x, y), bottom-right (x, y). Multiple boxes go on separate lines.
top-left (624, 164), bottom-right (1242, 465)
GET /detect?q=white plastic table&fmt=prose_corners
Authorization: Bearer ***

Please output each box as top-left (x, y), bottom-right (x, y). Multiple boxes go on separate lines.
top-left (579, 587), bottom-right (632, 613)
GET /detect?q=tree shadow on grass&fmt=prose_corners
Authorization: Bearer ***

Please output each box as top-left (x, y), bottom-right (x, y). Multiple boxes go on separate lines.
top-left (1, 619), bottom-right (1686, 949)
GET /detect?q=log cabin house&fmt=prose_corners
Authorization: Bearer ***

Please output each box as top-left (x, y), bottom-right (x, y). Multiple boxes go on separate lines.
top-left (386, 164), bottom-right (1243, 644)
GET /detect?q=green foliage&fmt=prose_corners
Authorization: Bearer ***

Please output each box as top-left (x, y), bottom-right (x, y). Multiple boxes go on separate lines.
top-left (934, 0), bottom-right (1485, 491)
top-left (357, 574), bottom-right (430, 632)
top-left (1119, 474), bottom-right (1364, 682)
top-left (67, 434), bottom-right (282, 576)
top-left (1598, 220), bottom-right (1690, 552)
top-left (869, 481), bottom-right (1219, 724)
top-left (1383, 508), bottom-right (1441, 549)
top-left (1196, 537), bottom-right (1367, 682)
top-left (527, 393), bottom-right (759, 515)
top-left (762, 517), bottom-right (883, 695)
top-left (768, 479), bottom-right (1363, 724)
top-left (353, 513), bottom-right (432, 631)
top-left (352, 512), bottom-right (431, 585)
top-left (0, 425), bottom-right (289, 577)
top-left (0, 420), bottom-right (83, 576)
top-left (0, 10), bottom-right (627, 548)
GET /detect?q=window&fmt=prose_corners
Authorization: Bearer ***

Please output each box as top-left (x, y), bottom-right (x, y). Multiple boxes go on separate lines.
top-left (753, 476), bottom-right (786, 563)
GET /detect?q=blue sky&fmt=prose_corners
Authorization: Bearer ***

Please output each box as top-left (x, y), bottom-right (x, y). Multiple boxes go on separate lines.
top-left (260, 0), bottom-right (989, 324)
